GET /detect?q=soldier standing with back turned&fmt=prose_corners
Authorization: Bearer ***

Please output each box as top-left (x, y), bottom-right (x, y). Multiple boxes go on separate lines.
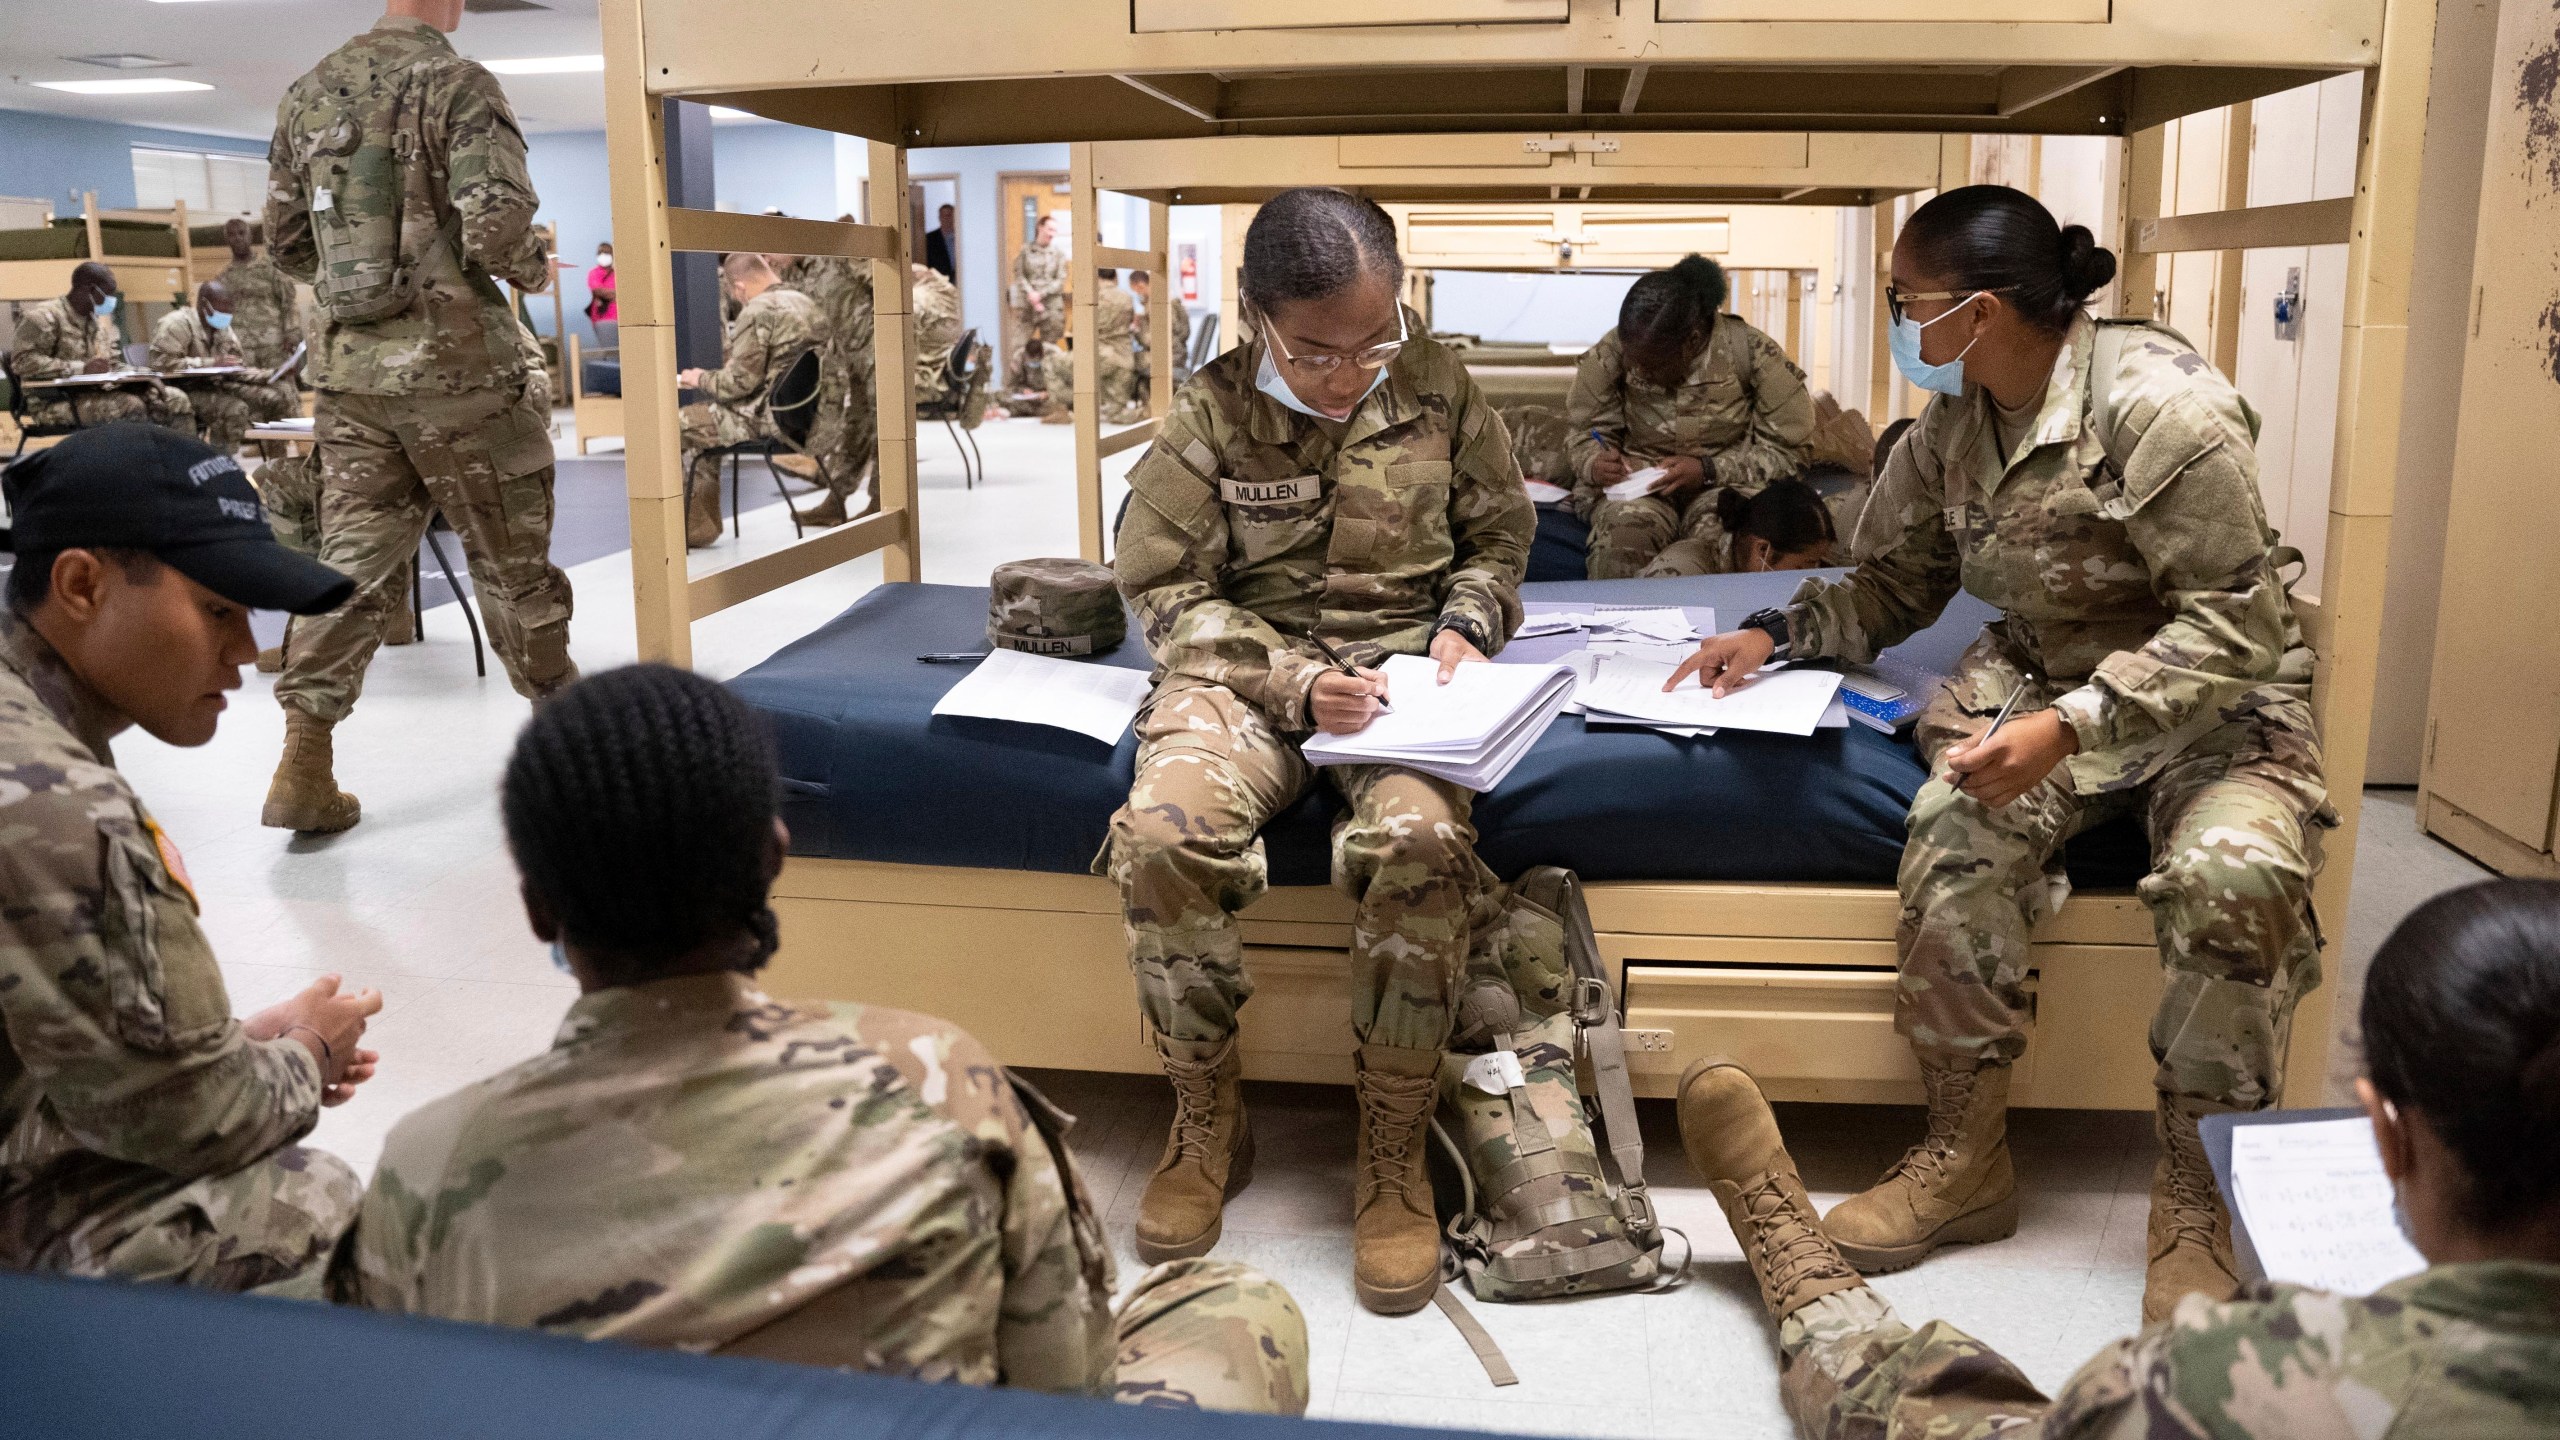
top-left (260, 0), bottom-right (580, 835)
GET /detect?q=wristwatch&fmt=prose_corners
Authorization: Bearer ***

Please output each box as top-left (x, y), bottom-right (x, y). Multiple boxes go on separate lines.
top-left (1436, 616), bottom-right (1491, 653)
top-left (1741, 606), bottom-right (1792, 660)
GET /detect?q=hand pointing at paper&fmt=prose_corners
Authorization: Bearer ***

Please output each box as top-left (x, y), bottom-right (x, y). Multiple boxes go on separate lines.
top-left (1665, 627), bottom-right (1777, 697)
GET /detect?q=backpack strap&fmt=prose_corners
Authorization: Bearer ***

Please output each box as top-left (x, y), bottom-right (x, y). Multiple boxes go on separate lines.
top-left (1543, 868), bottom-right (1659, 1247)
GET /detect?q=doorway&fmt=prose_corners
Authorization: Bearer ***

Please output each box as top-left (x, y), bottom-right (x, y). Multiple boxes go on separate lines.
top-left (908, 174), bottom-right (959, 279)
top-left (999, 170), bottom-right (1071, 382)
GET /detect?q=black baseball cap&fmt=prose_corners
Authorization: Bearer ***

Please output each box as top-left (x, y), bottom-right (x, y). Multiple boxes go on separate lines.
top-left (2, 423), bottom-right (353, 615)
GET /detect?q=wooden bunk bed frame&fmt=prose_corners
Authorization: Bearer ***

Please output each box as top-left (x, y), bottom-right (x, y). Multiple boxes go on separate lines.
top-left (599, 0), bottom-right (2431, 1108)
top-left (0, 193), bottom-right (197, 309)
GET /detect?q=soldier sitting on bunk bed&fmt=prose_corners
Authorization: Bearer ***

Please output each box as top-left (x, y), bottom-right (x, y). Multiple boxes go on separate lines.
top-left (1102, 185), bottom-right (1535, 1317)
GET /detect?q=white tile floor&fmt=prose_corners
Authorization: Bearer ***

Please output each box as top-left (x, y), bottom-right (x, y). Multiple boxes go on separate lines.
top-left (121, 414), bottom-right (2490, 1438)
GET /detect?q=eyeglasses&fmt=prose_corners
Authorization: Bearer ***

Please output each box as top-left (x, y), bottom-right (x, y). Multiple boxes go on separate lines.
top-left (1260, 304), bottom-right (1408, 375)
top-left (1885, 285), bottom-right (2011, 323)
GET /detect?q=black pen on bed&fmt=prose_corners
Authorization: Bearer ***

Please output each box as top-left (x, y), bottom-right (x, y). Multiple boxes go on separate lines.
top-left (1307, 634), bottom-right (1392, 714)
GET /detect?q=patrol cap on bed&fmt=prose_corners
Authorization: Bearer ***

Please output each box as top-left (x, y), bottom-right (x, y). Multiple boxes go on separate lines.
top-left (988, 557), bottom-right (1125, 657)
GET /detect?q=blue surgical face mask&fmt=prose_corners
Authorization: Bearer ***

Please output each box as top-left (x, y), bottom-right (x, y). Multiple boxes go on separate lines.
top-left (206, 310), bottom-right (233, 332)
top-left (92, 293), bottom-right (118, 318)
top-left (1256, 343), bottom-right (1387, 422)
top-left (1886, 291), bottom-right (1985, 397)
top-left (549, 940), bottom-right (573, 974)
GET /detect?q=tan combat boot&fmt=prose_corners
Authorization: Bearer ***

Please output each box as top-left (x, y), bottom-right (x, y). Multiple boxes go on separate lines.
top-left (2143, 1094), bottom-right (2243, 1323)
top-left (1133, 1033), bottom-right (1254, 1264)
top-left (793, 490), bottom-right (849, 528)
top-left (261, 706), bottom-right (360, 834)
top-left (772, 453), bottom-right (821, 483)
top-left (254, 647), bottom-right (284, 675)
top-left (1822, 1058), bottom-right (2017, 1272)
top-left (1351, 1043), bottom-right (1443, 1314)
top-left (1677, 1057), bottom-right (1865, 1322)
top-left (685, 470), bottom-right (722, 549)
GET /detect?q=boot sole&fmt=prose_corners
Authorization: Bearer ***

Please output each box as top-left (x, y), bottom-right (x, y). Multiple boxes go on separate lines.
top-left (1354, 1267), bottom-right (1440, 1315)
top-left (260, 798), bottom-right (360, 834)
top-left (1132, 1126), bottom-right (1255, 1266)
top-left (1829, 1187), bottom-right (2019, 1274)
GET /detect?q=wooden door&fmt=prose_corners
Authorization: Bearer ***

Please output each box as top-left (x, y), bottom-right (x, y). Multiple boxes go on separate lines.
top-left (2419, 0), bottom-right (2560, 874)
top-left (998, 171), bottom-right (1070, 380)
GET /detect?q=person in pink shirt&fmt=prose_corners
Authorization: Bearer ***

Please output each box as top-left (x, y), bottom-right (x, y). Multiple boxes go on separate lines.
top-left (584, 242), bottom-right (617, 326)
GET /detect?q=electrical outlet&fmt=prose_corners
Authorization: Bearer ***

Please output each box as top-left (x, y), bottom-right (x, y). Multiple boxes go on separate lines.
top-left (1622, 1028), bottom-right (1675, 1054)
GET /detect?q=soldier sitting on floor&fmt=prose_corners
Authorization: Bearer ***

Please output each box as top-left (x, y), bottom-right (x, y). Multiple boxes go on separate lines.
top-left (333, 664), bottom-right (1310, 1415)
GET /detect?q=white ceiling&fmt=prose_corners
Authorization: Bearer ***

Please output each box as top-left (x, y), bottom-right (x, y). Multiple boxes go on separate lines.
top-left (0, 0), bottom-right (610, 139)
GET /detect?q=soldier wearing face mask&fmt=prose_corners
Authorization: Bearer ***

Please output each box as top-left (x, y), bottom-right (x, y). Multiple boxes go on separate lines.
top-left (151, 280), bottom-right (299, 454)
top-left (12, 262), bottom-right (195, 436)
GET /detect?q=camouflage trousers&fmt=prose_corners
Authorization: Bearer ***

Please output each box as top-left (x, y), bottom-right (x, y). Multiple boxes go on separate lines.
top-left (1112, 1258), bottom-right (1310, 1413)
top-left (1776, 1285), bottom-right (2051, 1439)
top-left (1900, 683), bottom-right (2328, 1110)
top-left (275, 384), bottom-right (577, 723)
top-left (28, 379), bottom-right (194, 434)
top-left (176, 378), bottom-right (298, 454)
top-left (807, 350), bottom-right (878, 499)
top-left (679, 399), bottom-right (781, 499)
top-left (0, 1143), bottom-right (359, 1293)
top-left (1636, 517), bottom-right (1740, 579)
top-left (1012, 300), bottom-right (1065, 380)
top-left (1101, 680), bottom-right (1497, 1051)
top-left (1586, 486), bottom-right (1724, 579)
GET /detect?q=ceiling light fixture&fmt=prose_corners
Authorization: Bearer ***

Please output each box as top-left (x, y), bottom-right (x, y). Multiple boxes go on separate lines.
top-left (480, 54), bottom-right (604, 75)
top-left (33, 78), bottom-right (214, 95)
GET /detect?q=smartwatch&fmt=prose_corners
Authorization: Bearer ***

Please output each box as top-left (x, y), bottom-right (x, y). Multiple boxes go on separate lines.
top-left (1741, 606), bottom-right (1792, 660)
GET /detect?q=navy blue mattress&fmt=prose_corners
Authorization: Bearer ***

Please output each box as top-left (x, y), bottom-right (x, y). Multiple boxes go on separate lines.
top-left (1528, 503), bottom-right (1590, 583)
top-left (729, 571), bottom-right (2148, 890)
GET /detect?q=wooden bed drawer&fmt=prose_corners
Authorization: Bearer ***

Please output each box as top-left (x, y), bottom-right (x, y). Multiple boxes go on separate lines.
top-left (1620, 964), bottom-right (1989, 1088)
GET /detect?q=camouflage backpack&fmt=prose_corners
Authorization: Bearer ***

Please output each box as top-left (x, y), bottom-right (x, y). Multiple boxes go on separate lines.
top-left (1434, 867), bottom-right (1678, 1305)
top-left (286, 52), bottom-right (458, 325)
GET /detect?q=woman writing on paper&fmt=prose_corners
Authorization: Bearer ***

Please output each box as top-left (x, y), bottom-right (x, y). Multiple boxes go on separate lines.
top-left (1103, 186), bottom-right (1534, 1316)
top-left (1671, 877), bottom-right (2560, 1439)
top-left (1668, 185), bottom-right (2329, 1323)
top-left (1565, 255), bottom-right (1817, 578)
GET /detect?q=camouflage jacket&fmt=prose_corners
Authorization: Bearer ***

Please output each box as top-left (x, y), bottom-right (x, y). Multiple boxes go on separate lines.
top-left (218, 255), bottom-right (305, 371)
top-left (1143, 296), bottom-right (1193, 368)
top-left (780, 255), bottom-right (874, 371)
top-left (1115, 328), bottom-right (1534, 726)
top-left (913, 268), bottom-right (965, 397)
top-left (11, 299), bottom-right (119, 382)
top-left (0, 616), bottom-right (323, 1209)
top-left (148, 309), bottom-right (243, 372)
top-left (700, 286), bottom-right (821, 411)
top-left (1785, 316), bottom-right (2311, 795)
top-left (1095, 285), bottom-right (1137, 357)
top-left (1564, 316), bottom-right (1815, 508)
top-left (265, 15), bottom-right (551, 396)
top-left (1012, 242), bottom-right (1065, 309)
top-left (2031, 1262), bottom-right (2560, 1437)
top-left (334, 973), bottom-right (1121, 1392)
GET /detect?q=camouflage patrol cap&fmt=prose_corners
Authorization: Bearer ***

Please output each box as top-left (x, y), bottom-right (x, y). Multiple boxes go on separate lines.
top-left (987, 558), bottom-right (1125, 657)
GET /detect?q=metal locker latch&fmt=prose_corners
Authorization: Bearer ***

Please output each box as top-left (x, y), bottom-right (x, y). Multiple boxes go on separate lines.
top-left (2272, 266), bottom-right (2304, 342)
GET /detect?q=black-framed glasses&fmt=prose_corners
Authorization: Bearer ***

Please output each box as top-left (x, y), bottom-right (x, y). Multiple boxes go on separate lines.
top-left (1886, 285), bottom-right (2004, 324)
top-left (1260, 304), bottom-right (1408, 375)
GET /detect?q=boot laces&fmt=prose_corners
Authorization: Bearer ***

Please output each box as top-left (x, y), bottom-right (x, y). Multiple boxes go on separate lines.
top-left (1737, 1172), bottom-right (1854, 1296)
top-left (2159, 1114), bottom-right (2226, 1254)
top-left (1359, 1074), bottom-right (1435, 1203)
top-left (1162, 1057), bottom-right (1222, 1167)
top-left (1881, 1065), bottom-right (1978, 1188)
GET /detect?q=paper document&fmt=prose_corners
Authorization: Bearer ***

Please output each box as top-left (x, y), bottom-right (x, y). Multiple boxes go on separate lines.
top-left (1576, 656), bottom-right (1844, 737)
top-left (1522, 479), bottom-right (1572, 505)
top-left (2230, 1118), bottom-right (2427, 1294)
top-left (1602, 466), bottom-right (1670, 502)
top-left (1513, 615), bottom-right (1587, 639)
top-left (265, 339), bottom-right (308, 387)
top-left (929, 647), bottom-right (1153, 747)
top-left (1591, 604), bottom-right (1700, 643)
top-left (1302, 655), bottom-right (1575, 792)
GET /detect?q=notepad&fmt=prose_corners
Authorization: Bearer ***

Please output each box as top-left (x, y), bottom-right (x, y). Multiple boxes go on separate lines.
top-left (2230, 1118), bottom-right (2427, 1294)
top-left (1301, 654), bottom-right (1576, 792)
top-left (929, 647), bottom-right (1153, 747)
top-left (1602, 466), bottom-right (1670, 502)
top-left (1575, 655), bottom-right (1843, 737)
top-left (1523, 479), bottom-right (1572, 505)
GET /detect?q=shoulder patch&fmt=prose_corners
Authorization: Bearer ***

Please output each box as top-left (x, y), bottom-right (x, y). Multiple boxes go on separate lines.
top-left (144, 816), bottom-right (200, 914)
top-left (1182, 437), bottom-right (1216, 477)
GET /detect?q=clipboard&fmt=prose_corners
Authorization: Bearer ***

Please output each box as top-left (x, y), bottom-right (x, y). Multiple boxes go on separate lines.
top-left (2199, 1105), bottom-right (2366, 1285)
top-left (265, 341), bottom-right (308, 388)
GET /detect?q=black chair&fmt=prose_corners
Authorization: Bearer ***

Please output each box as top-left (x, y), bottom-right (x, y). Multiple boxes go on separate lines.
top-left (1187, 311), bottom-right (1221, 372)
top-left (695, 347), bottom-right (823, 541)
top-left (3, 352), bottom-right (81, 461)
top-left (914, 328), bottom-right (985, 489)
top-left (408, 513), bottom-right (487, 678)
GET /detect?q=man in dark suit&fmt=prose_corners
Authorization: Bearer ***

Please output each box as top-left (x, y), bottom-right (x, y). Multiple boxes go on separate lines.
top-left (925, 203), bottom-right (957, 281)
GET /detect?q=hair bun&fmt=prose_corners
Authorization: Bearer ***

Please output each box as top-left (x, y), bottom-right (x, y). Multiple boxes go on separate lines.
top-left (1712, 485), bottom-right (1751, 531)
top-left (2058, 225), bottom-right (2118, 300)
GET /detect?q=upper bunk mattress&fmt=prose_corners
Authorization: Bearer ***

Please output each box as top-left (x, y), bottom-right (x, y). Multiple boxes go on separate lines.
top-left (729, 571), bottom-right (2150, 890)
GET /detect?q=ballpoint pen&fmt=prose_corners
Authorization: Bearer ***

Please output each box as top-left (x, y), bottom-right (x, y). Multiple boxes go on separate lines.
top-left (1977, 688), bottom-right (2025, 743)
top-left (1308, 634), bottom-right (1392, 714)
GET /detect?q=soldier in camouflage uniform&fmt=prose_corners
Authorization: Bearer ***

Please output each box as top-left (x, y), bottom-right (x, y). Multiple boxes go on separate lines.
top-left (1671, 187), bottom-right (2329, 1324)
top-left (675, 252), bottom-right (823, 549)
top-left (12, 263), bottom-right (195, 436)
top-left (1498, 403), bottom-right (1574, 488)
top-left (261, 4), bottom-right (579, 835)
top-left (1094, 270), bottom-right (1146, 422)
top-left (1130, 269), bottom-right (1193, 383)
top-left (1102, 188), bottom-right (1533, 1316)
top-left (217, 217), bottom-right (307, 387)
top-left (777, 244), bottom-right (877, 527)
top-left (1039, 337), bottom-right (1076, 424)
top-left (1010, 212), bottom-right (1067, 384)
top-left (149, 281), bottom-right (298, 454)
top-left (0, 425), bottom-right (379, 1293)
top-left (1565, 257), bottom-right (1815, 578)
top-left (1002, 336), bottom-right (1054, 418)
top-left (1673, 877), bottom-right (2560, 1440)
top-left (338, 664), bottom-right (1307, 1414)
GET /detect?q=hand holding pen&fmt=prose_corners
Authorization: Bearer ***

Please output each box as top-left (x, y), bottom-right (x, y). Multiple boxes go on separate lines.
top-left (1307, 634), bottom-right (1392, 735)
top-left (1944, 687), bottom-right (2081, 809)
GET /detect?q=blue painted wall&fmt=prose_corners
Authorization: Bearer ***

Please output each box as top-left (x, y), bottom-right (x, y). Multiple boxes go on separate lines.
top-left (0, 107), bottom-right (267, 213)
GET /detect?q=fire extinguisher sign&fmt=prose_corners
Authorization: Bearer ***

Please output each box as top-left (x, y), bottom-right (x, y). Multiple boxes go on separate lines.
top-left (1178, 243), bottom-right (1199, 303)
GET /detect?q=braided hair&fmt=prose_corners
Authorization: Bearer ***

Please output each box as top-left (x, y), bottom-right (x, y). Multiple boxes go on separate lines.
top-left (501, 665), bottom-right (783, 983)
top-left (1619, 255), bottom-right (1728, 360)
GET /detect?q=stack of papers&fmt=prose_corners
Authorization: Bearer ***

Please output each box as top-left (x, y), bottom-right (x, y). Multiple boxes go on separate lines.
top-left (1302, 654), bottom-right (1576, 792)
top-left (1602, 466), bottom-right (1670, 501)
top-left (2230, 1118), bottom-right (2427, 1294)
top-left (1574, 655), bottom-right (1845, 737)
top-left (929, 648), bottom-right (1154, 746)
top-left (1522, 479), bottom-right (1572, 505)
top-left (1513, 606), bottom-right (1709, 644)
